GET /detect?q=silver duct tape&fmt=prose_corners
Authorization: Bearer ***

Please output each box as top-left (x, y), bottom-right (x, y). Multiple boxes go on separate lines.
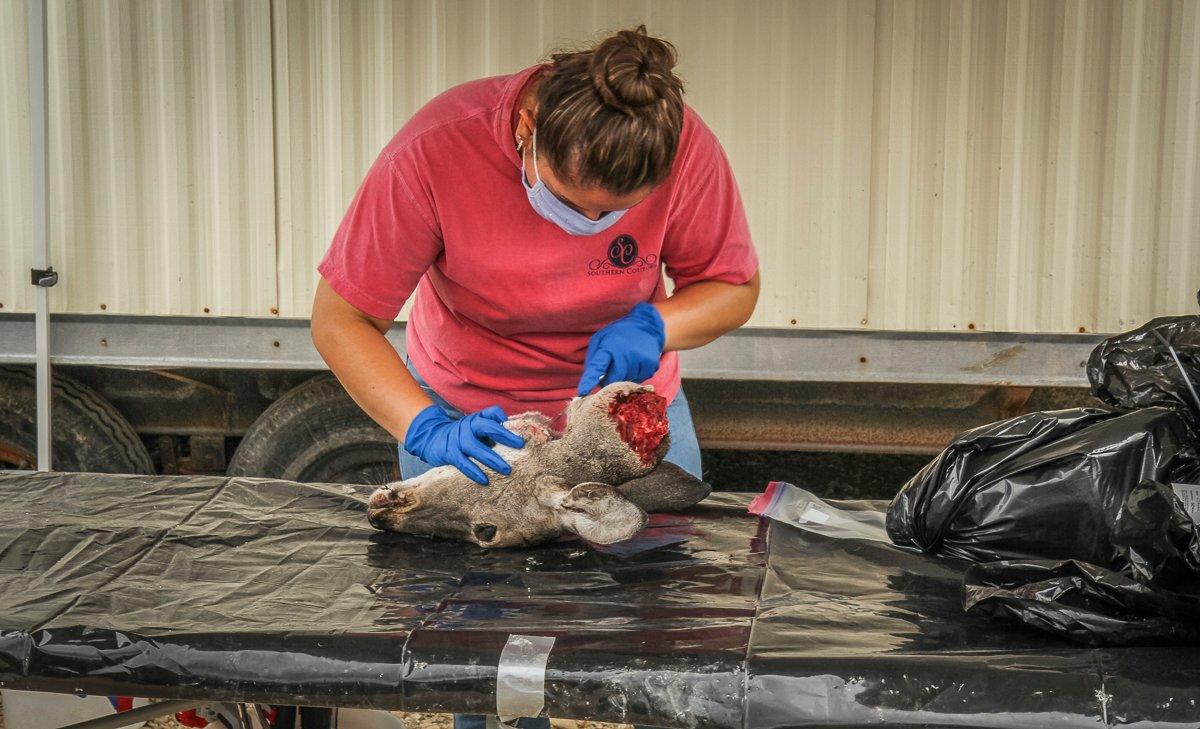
top-left (496, 634), bottom-right (556, 723)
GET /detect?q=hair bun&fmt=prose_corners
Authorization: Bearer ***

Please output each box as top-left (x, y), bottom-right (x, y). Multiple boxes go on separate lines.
top-left (537, 26), bottom-right (685, 193)
top-left (588, 25), bottom-right (680, 113)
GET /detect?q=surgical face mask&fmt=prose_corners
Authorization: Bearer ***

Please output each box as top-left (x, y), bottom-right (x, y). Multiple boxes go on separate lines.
top-left (521, 130), bottom-right (628, 236)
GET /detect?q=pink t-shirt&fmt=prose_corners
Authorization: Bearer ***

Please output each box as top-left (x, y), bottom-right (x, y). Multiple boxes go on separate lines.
top-left (318, 65), bottom-right (758, 418)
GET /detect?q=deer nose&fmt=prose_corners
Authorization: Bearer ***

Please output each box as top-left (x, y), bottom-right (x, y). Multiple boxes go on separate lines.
top-left (473, 523), bottom-right (498, 543)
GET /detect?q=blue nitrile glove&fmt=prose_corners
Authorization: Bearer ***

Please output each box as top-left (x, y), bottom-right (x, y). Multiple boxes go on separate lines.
top-left (403, 405), bottom-right (525, 485)
top-left (577, 302), bottom-right (667, 396)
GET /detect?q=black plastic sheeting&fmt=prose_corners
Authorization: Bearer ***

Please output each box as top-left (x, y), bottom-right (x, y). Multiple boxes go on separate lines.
top-left (1088, 315), bottom-right (1200, 415)
top-left (2, 471), bottom-right (1200, 728)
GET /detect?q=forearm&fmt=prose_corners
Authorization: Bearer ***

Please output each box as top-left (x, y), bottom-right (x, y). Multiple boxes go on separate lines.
top-left (311, 280), bottom-right (433, 442)
top-left (655, 271), bottom-right (760, 351)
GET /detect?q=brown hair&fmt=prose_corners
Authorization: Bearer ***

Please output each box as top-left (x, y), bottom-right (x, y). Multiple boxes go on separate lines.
top-left (535, 26), bottom-right (685, 195)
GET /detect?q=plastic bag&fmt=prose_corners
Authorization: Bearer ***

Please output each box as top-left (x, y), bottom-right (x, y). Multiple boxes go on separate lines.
top-left (1174, 481), bottom-right (1200, 521)
top-left (1087, 315), bottom-right (1200, 415)
top-left (885, 406), bottom-right (1200, 576)
top-left (887, 314), bottom-right (1200, 645)
top-left (749, 481), bottom-right (889, 542)
top-left (1111, 480), bottom-right (1200, 586)
top-left (963, 559), bottom-right (1200, 646)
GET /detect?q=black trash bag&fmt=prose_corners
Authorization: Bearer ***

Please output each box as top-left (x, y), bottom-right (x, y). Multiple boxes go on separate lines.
top-left (886, 405), bottom-right (1200, 576)
top-left (963, 558), bottom-right (1200, 647)
top-left (1087, 315), bottom-right (1200, 415)
top-left (1110, 479), bottom-right (1200, 586)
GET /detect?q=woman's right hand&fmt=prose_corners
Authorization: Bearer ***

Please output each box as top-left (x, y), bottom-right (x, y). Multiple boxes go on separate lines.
top-left (403, 405), bottom-right (525, 485)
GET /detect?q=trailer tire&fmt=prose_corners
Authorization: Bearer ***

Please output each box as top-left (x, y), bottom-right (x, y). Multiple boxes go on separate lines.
top-left (227, 374), bottom-right (399, 484)
top-left (0, 366), bottom-right (154, 473)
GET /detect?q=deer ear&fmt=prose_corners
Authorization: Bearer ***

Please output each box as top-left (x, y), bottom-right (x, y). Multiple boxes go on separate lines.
top-left (558, 482), bottom-right (648, 544)
top-left (615, 461), bottom-right (711, 513)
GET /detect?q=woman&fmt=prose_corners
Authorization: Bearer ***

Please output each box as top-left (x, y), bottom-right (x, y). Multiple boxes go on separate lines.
top-left (314, 25), bottom-right (757, 489)
top-left (313, 24), bottom-right (757, 729)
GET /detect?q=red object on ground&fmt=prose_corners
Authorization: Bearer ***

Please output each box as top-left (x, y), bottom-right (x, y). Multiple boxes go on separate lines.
top-left (609, 391), bottom-right (669, 464)
top-left (175, 709), bottom-right (209, 728)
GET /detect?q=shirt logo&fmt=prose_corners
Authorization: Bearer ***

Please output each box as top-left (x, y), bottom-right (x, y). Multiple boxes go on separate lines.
top-left (588, 234), bottom-right (657, 276)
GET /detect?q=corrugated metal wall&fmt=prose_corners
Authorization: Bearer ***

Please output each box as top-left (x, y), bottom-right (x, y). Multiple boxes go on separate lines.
top-left (49, 0), bottom-right (276, 317)
top-left (866, 0), bottom-right (1200, 333)
top-left (1, 0), bottom-right (1197, 332)
top-left (0, 0), bottom-right (33, 315)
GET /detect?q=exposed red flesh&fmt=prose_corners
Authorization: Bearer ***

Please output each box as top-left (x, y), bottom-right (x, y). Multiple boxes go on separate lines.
top-left (608, 391), bottom-right (669, 465)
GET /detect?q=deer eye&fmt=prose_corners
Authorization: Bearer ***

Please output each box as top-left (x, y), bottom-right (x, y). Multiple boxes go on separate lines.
top-left (473, 523), bottom-right (498, 542)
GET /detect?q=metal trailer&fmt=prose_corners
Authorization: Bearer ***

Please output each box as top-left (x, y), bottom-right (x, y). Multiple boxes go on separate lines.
top-left (1, 0), bottom-right (1196, 479)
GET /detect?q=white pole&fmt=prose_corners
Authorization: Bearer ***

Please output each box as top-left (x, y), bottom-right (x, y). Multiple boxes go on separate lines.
top-left (28, 0), bottom-right (52, 471)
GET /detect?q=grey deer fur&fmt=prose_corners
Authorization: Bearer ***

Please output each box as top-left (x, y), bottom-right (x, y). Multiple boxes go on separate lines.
top-left (367, 382), bottom-right (711, 547)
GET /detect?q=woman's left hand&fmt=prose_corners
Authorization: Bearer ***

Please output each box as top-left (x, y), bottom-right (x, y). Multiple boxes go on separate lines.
top-left (577, 302), bottom-right (666, 395)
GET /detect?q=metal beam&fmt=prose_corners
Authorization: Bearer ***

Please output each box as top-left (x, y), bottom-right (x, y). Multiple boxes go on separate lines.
top-left (0, 314), bottom-right (1104, 387)
top-left (0, 315), bottom-right (404, 370)
top-left (27, 0), bottom-right (51, 471)
top-left (682, 326), bottom-right (1102, 386)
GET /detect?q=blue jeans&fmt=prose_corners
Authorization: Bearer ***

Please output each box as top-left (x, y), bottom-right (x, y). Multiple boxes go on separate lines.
top-left (398, 360), bottom-right (699, 729)
top-left (398, 361), bottom-right (702, 481)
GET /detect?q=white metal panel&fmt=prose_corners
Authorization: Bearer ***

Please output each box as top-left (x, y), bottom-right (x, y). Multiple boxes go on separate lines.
top-left (46, 0), bottom-right (276, 316)
top-left (1153, 0), bottom-right (1200, 324)
top-left (666, 1), bottom-right (877, 330)
top-left (276, 0), bottom-right (1197, 332)
top-left (866, 0), bottom-right (1200, 333)
top-left (0, 0), bottom-right (33, 314)
top-left (4, 0), bottom-right (1197, 333)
